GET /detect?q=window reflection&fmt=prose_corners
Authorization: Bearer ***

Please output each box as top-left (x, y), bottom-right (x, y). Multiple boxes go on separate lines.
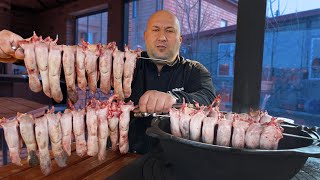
top-left (262, 0), bottom-right (320, 126)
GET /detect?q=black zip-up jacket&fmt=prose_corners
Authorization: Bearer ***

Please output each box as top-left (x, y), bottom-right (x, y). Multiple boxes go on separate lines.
top-left (127, 51), bottom-right (216, 106)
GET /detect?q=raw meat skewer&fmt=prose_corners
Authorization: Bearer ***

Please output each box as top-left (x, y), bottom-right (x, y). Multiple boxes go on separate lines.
top-left (190, 105), bottom-right (207, 141)
top-left (86, 99), bottom-right (99, 156)
top-left (179, 100), bottom-right (194, 139)
top-left (17, 113), bottom-right (39, 166)
top-left (123, 46), bottom-right (140, 98)
top-left (48, 36), bottom-right (63, 103)
top-left (97, 101), bottom-right (109, 160)
top-left (83, 41), bottom-right (100, 94)
top-left (108, 101), bottom-right (121, 151)
top-left (60, 108), bottom-right (73, 156)
top-left (75, 45), bottom-right (87, 91)
top-left (19, 33), bottom-right (42, 93)
top-left (0, 118), bottom-right (22, 166)
top-left (260, 118), bottom-right (284, 150)
top-left (245, 122), bottom-right (264, 149)
top-left (71, 106), bottom-right (87, 157)
top-left (46, 107), bottom-right (67, 167)
top-left (35, 36), bottom-right (51, 97)
top-left (169, 107), bottom-right (182, 137)
top-left (202, 107), bottom-right (219, 144)
top-left (119, 100), bottom-right (135, 154)
top-left (112, 47), bottom-right (125, 99)
top-left (232, 114), bottom-right (250, 148)
top-left (99, 42), bottom-right (115, 95)
top-left (216, 116), bottom-right (233, 147)
top-left (62, 45), bottom-right (78, 103)
top-left (35, 116), bottom-right (52, 175)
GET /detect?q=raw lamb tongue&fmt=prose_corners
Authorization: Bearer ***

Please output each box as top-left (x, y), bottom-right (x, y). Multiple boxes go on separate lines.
top-left (99, 42), bottom-right (115, 95)
top-left (46, 107), bottom-right (67, 167)
top-left (19, 33), bottom-right (42, 93)
top-left (34, 36), bottom-right (51, 98)
top-left (216, 116), bottom-right (233, 147)
top-left (189, 105), bottom-right (207, 142)
top-left (260, 118), bottom-right (284, 150)
top-left (17, 113), bottom-right (39, 166)
top-left (83, 41), bottom-right (100, 94)
top-left (123, 46), bottom-right (140, 98)
top-left (0, 118), bottom-right (22, 166)
top-left (245, 122), bottom-right (264, 149)
top-left (62, 45), bottom-right (78, 103)
top-left (71, 106), bottom-right (87, 157)
top-left (75, 45), bottom-right (87, 91)
top-left (119, 100), bottom-right (135, 154)
top-left (169, 107), bottom-right (182, 138)
top-left (48, 36), bottom-right (63, 103)
top-left (231, 114), bottom-right (250, 148)
top-left (97, 101), bottom-right (110, 160)
top-left (179, 101), bottom-right (194, 139)
top-left (86, 99), bottom-right (99, 156)
top-left (108, 101), bottom-right (121, 151)
top-left (35, 116), bottom-right (52, 175)
top-left (60, 108), bottom-right (73, 156)
top-left (202, 107), bottom-right (219, 144)
top-left (112, 47), bottom-right (125, 100)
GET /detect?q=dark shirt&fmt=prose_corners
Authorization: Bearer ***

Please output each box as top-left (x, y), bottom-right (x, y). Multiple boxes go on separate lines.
top-left (127, 51), bottom-right (216, 106)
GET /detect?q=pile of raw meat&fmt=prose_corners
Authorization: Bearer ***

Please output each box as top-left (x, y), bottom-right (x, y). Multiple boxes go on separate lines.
top-left (169, 95), bottom-right (284, 150)
top-left (0, 95), bottom-right (134, 175)
top-left (19, 32), bottom-right (141, 104)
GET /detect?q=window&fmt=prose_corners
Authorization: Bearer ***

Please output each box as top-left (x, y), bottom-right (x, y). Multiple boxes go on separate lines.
top-left (217, 43), bottom-right (235, 77)
top-left (76, 11), bottom-right (108, 44)
top-left (261, 0), bottom-right (320, 127)
top-left (220, 19), bottom-right (228, 27)
top-left (310, 38), bottom-right (320, 79)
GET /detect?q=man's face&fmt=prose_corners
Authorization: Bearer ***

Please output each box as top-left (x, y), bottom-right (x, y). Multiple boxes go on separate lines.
top-left (144, 12), bottom-right (182, 63)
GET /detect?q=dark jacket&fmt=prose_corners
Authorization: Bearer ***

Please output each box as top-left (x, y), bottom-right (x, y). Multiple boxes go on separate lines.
top-left (127, 51), bottom-right (216, 106)
top-left (127, 51), bottom-right (216, 154)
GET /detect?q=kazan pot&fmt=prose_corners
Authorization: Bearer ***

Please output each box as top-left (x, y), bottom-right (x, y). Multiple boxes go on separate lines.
top-left (146, 117), bottom-right (320, 180)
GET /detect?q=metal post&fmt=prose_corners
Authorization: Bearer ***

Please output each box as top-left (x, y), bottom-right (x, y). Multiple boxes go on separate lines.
top-left (232, 0), bottom-right (267, 113)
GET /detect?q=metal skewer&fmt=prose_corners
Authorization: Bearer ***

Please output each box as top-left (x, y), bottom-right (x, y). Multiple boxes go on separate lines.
top-left (138, 57), bottom-right (171, 63)
top-left (283, 133), bottom-right (320, 141)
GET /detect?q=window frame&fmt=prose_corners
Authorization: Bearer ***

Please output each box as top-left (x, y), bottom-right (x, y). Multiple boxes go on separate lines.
top-left (217, 42), bottom-right (236, 77)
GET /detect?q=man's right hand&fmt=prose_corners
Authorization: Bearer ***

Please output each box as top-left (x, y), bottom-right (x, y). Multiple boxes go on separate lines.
top-left (0, 30), bottom-right (25, 63)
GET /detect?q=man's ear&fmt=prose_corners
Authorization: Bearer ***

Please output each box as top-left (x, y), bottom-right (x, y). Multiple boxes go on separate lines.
top-left (180, 36), bottom-right (182, 44)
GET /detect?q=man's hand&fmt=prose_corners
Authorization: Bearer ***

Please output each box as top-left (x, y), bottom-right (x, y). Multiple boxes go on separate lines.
top-left (0, 30), bottom-right (25, 63)
top-left (138, 90), bottom-right (177, 113)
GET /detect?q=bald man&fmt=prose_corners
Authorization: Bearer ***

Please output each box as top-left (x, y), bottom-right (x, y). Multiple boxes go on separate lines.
top-left (128, 10), bottom-right (216, 153)
top-left (131, 10), bottom-right (216, 113)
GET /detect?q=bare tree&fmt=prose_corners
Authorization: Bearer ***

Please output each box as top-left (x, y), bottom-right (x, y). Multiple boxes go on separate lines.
top-left (175, 0), bottom-right (213, 59)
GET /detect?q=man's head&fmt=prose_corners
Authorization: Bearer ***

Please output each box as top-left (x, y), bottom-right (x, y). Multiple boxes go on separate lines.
top-left (144, 10), bottom-right (182, 64)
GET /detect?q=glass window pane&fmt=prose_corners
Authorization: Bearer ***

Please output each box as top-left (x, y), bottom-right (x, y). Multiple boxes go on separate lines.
top-left (76, 11), bottom-right (108, 45)
top-left (76, 16), bottom-right (88, 44)
top-left (128, 0), bottom-right (238, 111)
top-left (88, 14), bottom-right (102, 44)
top-left (262, 0), bottom-right (320, 127)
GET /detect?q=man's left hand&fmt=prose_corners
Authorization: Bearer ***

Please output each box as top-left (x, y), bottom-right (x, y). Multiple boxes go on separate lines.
top-left (138, 90), bottom-right (176, 114)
